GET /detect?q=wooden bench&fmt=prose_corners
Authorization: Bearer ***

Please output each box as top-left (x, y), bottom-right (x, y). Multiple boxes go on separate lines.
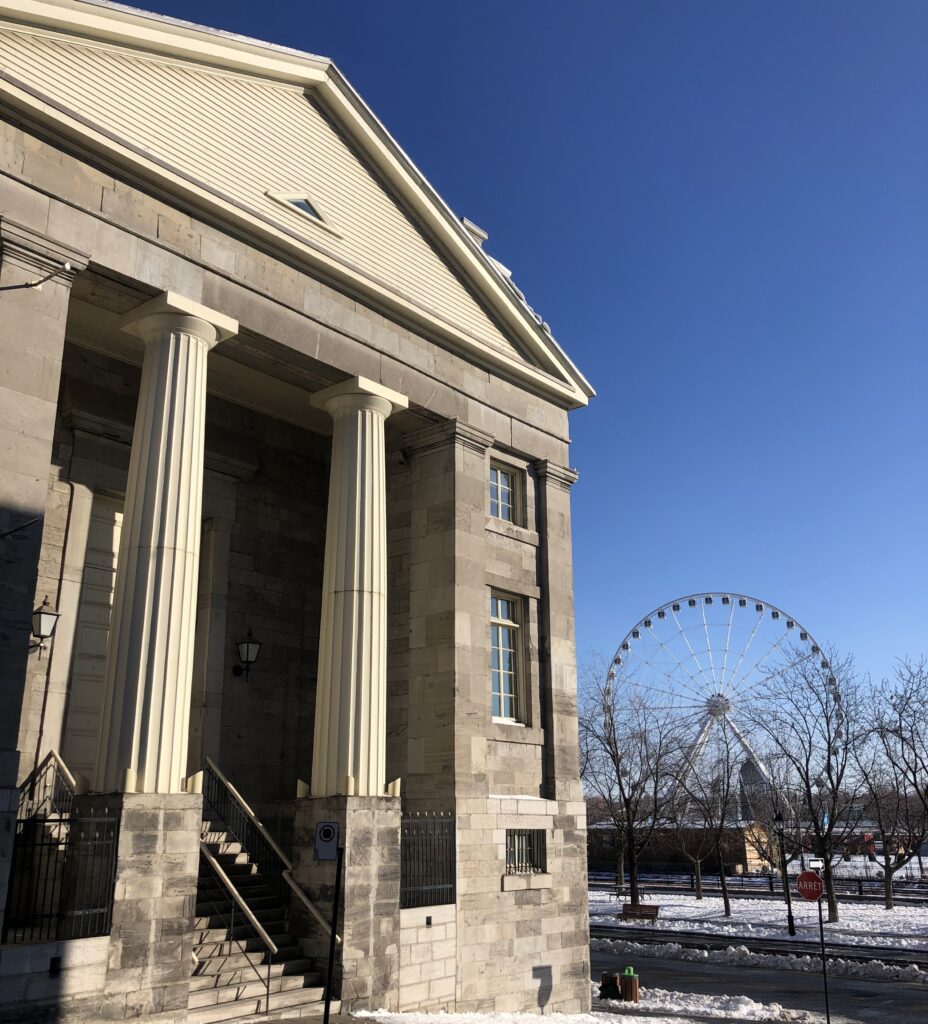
top-left (620, 903), bottom-right (660, 923)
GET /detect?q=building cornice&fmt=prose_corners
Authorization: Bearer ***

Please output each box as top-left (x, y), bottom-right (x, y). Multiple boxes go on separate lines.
top-left (403, 420), bottom-right (494, 459)
top-left (0, 217), bottom-right (89, 279)
top-left (533, 459), bottom-right (579, 492)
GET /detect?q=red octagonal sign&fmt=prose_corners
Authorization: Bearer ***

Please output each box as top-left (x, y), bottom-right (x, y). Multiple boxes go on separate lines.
top-left (797, 870), bottom-right (825, 901)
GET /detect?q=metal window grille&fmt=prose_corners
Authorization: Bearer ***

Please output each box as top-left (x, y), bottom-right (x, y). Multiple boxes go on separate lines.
top-left (400, 812), bottom-right (456, 909)
top-left (505, 828), bottom-right (546, 875)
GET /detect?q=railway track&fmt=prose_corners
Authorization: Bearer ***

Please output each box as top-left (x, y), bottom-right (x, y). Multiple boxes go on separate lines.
top-left (589, 922), bottom-right (928, 970)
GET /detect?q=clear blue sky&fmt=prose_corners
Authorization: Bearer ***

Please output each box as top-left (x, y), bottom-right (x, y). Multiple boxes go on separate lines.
top-left (137, 0), bottom-right (927, 681)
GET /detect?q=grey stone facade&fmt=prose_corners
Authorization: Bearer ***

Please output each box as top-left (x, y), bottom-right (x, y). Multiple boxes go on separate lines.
top-left (0, 6), bottom-right (591, 1017)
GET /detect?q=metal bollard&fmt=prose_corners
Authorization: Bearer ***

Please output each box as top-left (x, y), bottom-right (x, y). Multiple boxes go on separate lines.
top-left (620, 965), bottom-right (640, 1003)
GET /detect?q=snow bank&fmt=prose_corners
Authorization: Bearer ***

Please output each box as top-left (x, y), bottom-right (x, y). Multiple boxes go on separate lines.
top-left (594, 981), bottom-right (814, 1021)
top-left (589, 890), bottom-right (928, 950)
top-left (591, 935), bottom-right (928, 984)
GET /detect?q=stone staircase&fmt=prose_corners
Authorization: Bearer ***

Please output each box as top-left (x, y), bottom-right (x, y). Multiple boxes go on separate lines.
top-left (189, 819), bottom-right (333, 1023)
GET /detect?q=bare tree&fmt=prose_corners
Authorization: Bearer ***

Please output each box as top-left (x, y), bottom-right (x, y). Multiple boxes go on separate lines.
top-left (579, 656), bottom-right (680, 905)
top-left (746, 649), bottom-right (865, 922)
top-left (875, 660), bottom-right (928, 819)
top-left (670, 723), bottom-right (742, 916)
top-left (664, 793), bottom-right (714, 899)
top-left (865, 661), bottom-right (928, 902)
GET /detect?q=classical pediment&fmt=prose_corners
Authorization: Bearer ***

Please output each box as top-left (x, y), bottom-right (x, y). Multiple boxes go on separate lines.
top-left (0, 1), bottom-right (593, 407)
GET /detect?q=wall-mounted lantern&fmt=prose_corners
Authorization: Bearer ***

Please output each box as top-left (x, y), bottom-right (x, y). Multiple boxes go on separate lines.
top-left (31, 596), bottom-right (60, 659)
top-left (232, 628), bottom-right (261, 680)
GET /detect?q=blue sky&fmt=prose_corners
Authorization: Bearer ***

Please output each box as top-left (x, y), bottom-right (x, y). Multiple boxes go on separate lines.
top-left (138, 0), bottom-right (927, 681)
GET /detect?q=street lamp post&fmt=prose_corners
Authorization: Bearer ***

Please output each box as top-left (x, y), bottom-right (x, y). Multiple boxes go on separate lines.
top-left (774, 811), bottom-right (797, 936)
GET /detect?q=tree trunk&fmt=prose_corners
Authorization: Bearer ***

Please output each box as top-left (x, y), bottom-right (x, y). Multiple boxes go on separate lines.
top-left (822, 853), bottom-right (839, 923)
top-left (616, 845), bottom-right (625, 896)
top-left (694, 859), bottom-right (703, 900)
top-left (718, 850), bottom-right (731, 917)
top-left (628, 838), bottom-right (640, 905)
top-left (883, 858), bottom-right (894, 910)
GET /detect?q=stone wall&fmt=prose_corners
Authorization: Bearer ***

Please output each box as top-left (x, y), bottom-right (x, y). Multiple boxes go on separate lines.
top-left (292, 795), bottom-right (401, 1012)
top-left (398, 904), bottom-right (456, 1011)
top-left (0, 793), bottom-right (201, 1023)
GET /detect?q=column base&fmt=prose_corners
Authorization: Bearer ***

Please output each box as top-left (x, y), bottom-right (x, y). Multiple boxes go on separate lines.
top-left (75, 791), bottom-right (202, 1021)
top-left (292, 795), bottom-right (401, 1012)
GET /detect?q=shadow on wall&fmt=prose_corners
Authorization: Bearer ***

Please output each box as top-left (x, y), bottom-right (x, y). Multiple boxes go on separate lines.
top-left (532, 964), bottom-right (552, 1009)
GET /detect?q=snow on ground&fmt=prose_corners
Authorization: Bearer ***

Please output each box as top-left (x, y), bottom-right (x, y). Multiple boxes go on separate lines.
top-left (592, 935), bottom-right (928, 984)
top-left (589, 890), bottom-right (928, 949)
top-left (358, 983), bottom-right (815, 1024)
top-left (595, 982), bottom-right (814, 1020)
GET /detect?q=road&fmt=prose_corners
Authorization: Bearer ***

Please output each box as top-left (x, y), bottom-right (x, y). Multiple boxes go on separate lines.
top-left (591, 947), bottom-right (928, 1024)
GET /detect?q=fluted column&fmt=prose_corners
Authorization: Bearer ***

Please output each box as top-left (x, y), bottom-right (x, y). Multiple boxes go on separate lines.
top-left (310, 376), bottom-right (408, 796)
top-left (97, 292), bottom-right (237, 794)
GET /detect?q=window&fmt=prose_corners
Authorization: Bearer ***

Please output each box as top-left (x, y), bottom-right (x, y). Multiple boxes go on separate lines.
top-left (505, 829), bottom-right (546, 874)
top-left (265, 191), bottom-right (340, 236)
top-left (490, 593), bottom-right (520, 720)
top-left (489, 463), bottom-right (520, 524)
top-left (289, 197), bottom-right (322, 219)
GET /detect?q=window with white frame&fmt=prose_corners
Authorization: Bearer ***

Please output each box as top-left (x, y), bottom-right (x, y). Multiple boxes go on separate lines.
top-left (489, 462), bottom-right (520, 524)
top-left (490, 592), bottom-right (521, 720)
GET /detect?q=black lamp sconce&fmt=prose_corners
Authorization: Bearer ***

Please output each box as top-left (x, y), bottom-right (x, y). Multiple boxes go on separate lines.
top-left (232, 628), bottom-right (261, 680)
top-left (31, 596), bottom-right (60, 660)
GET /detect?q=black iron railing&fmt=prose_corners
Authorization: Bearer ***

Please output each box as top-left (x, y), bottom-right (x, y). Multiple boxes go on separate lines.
top-left (400, 812), bottom-right (456, 909)
top-left (202, 760), bottom-right (291, 910)
top-left (2, 811), bottom-right (119, 944)
top-left (18, 750), bottom-right (76, 819)
top-left (199, 759), bottom-right (337, 943)
top-left (197, 843), bottom-right (274, 1013)
top-left (505, 828), bottom-right (546, 875)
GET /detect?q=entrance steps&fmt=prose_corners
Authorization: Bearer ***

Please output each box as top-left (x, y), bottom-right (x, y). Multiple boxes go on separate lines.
top-left (189, 819), bottom-right (336, 1024)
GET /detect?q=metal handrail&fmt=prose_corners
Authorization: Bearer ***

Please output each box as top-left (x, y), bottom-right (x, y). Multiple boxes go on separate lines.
top-left (199, 842), bottom-right (275, 1013)
top-left (18, 749), bottom-right (78, 817)
top-left (206, 758), bottom-right (290, 865)
top-left (204, 758), bottom-right (340, 943)
top-left (200, 843), bottom-right (278, 955)
top-left (283, 871), bottom-right (340, 944)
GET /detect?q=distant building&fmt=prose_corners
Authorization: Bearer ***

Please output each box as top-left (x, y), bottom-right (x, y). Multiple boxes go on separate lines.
top-left (0, 2), bottom-right (594, 1020)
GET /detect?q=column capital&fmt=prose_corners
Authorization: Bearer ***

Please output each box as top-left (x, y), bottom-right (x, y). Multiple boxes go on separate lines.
top-left (0, 218), bottom-right (89, 281)
top-left (310, 375), bottom-right (408, 417)
top-left (403, 418), bottom-right (494, 458)
top-left (119, 291), bottom-right (238, 348)
top-left (533, 459), bottom-right (579, 491)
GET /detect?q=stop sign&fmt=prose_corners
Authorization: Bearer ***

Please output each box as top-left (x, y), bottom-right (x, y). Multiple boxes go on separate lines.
top-left (797, 870), bottom-right (825, 901)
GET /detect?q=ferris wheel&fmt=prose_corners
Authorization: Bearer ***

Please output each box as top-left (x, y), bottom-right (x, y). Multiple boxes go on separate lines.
top-left (607, 592), bottom-right (829, 801)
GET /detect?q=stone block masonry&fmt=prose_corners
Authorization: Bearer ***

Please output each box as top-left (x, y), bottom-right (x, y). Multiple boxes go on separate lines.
top-left (0, 792), bottom-right (201, 1023)
top-left (292, 795), bottom-right (401, 1012)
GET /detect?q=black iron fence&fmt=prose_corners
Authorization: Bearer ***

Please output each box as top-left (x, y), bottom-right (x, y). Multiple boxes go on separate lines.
top-left (2, 811), bottom-right (119, 944)
top-left (401, 812), bottom-right (456, 908)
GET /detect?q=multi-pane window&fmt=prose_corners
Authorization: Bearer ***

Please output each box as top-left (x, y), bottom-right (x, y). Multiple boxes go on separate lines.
top-left (505, 829), bottom-right (546, 874)
top-left (489, 463), bottom-right (517, 523)
top-left (490, 593), bottom-right (520, 720)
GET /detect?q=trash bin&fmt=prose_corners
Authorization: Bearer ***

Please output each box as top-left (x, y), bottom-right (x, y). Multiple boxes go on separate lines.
top-left (599, 972), bottom-right (620, 999)
top-left (619, 965), bottom-right (639, 1003)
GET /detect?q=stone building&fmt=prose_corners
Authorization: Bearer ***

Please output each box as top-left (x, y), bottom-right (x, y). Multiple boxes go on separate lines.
top-left (0, 2), bottom-right (593, 1021)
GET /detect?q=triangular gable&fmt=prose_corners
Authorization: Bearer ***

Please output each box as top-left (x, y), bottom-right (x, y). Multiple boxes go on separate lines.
top-left (0, 2), bottom-right (593, 407)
